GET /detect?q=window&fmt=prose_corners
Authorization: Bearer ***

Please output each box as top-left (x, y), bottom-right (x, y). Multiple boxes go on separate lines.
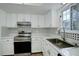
top-left (63, 9), bottom-right (71, 30)
top-left (63, 4), bottom-right (79, 30)
top-left (72, 4), bottom-right (79, 30)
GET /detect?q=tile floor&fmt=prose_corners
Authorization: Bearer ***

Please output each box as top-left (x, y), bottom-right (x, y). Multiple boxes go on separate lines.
top-left (14, 52), bottom-right (43, 56)
top-left (32, 52), bottom-right (43, 56)
top-left (14, 53), bottom-right (31, 56)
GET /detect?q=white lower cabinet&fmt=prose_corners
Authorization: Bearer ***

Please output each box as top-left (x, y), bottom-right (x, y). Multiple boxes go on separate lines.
top-left (41, 40), bottom-right (48, 56)
top-left (42, 39), bottom-right (58, 56)
top-left (47, 45), bottom-right (58, 56)
top-left (0, 39), bottom-right (2, 56)
top-left (1, 38), bottom-right (14, 55)
top-left (32, 37), bottom-right (42, 53)
top-left (41, 39), bottom-right (47, 56)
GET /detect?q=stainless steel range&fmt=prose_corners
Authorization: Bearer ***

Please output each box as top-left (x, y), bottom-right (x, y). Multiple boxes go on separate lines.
top-left (14, 22), bottom-right (31, 55)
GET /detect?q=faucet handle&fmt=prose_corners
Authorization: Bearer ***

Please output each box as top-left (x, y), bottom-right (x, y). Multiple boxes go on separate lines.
top-left (74, 43), bottom-right (78, 47)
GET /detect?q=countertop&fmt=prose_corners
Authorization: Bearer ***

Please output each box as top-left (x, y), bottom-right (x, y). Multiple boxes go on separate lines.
top-left (45, 35), bottom-right (79, 56)
top-left (60, 47), bottom-right (79, 56)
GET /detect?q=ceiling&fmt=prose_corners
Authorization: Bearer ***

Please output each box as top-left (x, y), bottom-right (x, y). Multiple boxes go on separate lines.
top-left (0, 3), bottom-right (63, 14)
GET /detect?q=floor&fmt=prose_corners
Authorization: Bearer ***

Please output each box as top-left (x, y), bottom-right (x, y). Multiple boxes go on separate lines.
top-left (14, 52), bottom-right (43, 56)
top-left (14, 53), bottom-right (31, 56)
top-left (32, 52), bottom-right (43, 56)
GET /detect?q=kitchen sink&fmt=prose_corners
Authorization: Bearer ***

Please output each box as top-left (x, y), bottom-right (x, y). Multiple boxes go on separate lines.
top-left (47, 38), bottom-right (74, 48)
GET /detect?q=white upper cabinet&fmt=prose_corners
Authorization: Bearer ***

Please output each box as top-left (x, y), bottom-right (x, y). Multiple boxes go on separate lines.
top-left (4, 10), bottom-right (59, 28)
top-left (31, 15), bottom-right (39, 28)
top-left (17, 14), bottom-right (24, 22)
top-left (0, 10), bottom-right (6, 27)
top-left (31, 15), bottom-right (45, 28)
top-left (51, 10), bottom-right (59, 28)
top-left (38, 15), bottom-right (45, 28)
top-left (11, 14), bottom-right (17, 27)
top-left (6, 13), bottom-right (17, 27)
top-left (17, 14), bottom-right (31, 22)
top-left (24, 14), bottom-right (31, 22)
top-left (44, 10), bottom-right (60, 28)
top-left (44, 12), bottom-right (52, 27)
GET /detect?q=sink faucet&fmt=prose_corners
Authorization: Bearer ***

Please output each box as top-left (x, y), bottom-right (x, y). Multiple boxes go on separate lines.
top-left (62, 27), bottom-right (66, 41)
top-left (57, 27), bottom-right (66, 41)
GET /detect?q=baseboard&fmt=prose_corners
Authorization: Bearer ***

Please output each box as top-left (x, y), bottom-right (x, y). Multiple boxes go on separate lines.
top-left (2, 52), bottom-right (43, 56)
top-left (32, 52), bottom-right (42, 54)
top-left (32, 52), bottom-right (43, 55)
top-left (2, 54), bottom-right (14, 56)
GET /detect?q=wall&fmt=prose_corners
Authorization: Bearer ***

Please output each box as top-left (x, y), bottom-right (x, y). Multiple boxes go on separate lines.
top-left (0, 27), bottom-right (1, 55)
top-left (0, 9), bottom-right (6, 55)
top-left (1, 27), bottom-right (57, 38)
top-left (0, 10), bottom-right (59, 39)
top-left (0, 7), bottom-right (59, 55)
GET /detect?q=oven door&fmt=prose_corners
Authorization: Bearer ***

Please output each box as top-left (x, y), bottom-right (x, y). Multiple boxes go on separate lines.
top-left (14, 42), bottom-right (31, 54)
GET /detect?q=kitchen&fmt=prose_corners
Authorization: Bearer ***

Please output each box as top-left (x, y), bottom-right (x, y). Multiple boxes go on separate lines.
top-left (0, 3), bottom-right (79, 56)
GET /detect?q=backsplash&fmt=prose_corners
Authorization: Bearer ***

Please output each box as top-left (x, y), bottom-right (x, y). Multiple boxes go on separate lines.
top-left (1, 27), bottom-right (18, 38)
top-left (1, 27), bottom-right (57, 38)
top-left (61, 30), bottom-right (79, 45)
top-left (32, 28), bottom-right (57, 37)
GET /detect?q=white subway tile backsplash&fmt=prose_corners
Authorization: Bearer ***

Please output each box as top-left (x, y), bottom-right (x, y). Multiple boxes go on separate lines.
top-left (32, 28), bottom-right (57, 37)
top-left (61, 31), bottom-right (79, 46)
top-left (1, 27), bottom-right (57, 39)
top-left (1, 27), bottom-right (18, 38)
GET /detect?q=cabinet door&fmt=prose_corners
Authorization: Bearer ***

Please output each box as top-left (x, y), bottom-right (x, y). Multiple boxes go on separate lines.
top-left (17, 14), bottom-right (24, 22)
top-left (42, 48), bottom-right (49, 56)
top-left (0, 10), bottom-right (6, 27)
top-left (1, 12), bottom-right (6, 26)
top-left (6, 13), bottom-right (17, 27)
top-left (41, 40), bottom-right (49, 56)
top-left (44, 10), bottom-right (59, 28)
top-left (31, 15), bottom-right (38, 28)
top-left (44, 14), bottom-right (52, 27)
top-left (11, 14), bottom-right (17, 27)
top-left (2, 39), bottom-right (14, 55)
top-left (48, 44), bottom-right (58, 56)
top-left (24, 14), bottom-right (31, 22)
top-left (6, 14), bottom-right (11, 27)
top-left (32, 37), bottom-right (41, 53)
top-left (43, 46), bottom-right (49, 56)
top-left (17, 14), bottom-right (31, 22)
top-left (51, 10), bottom-right (59, 28)
top-left (38, 15), bottom-right (45, 28)
top-left (42, 39), bottom-right (58, 56)
top-left (0, 39), bottom-right (2, 55)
